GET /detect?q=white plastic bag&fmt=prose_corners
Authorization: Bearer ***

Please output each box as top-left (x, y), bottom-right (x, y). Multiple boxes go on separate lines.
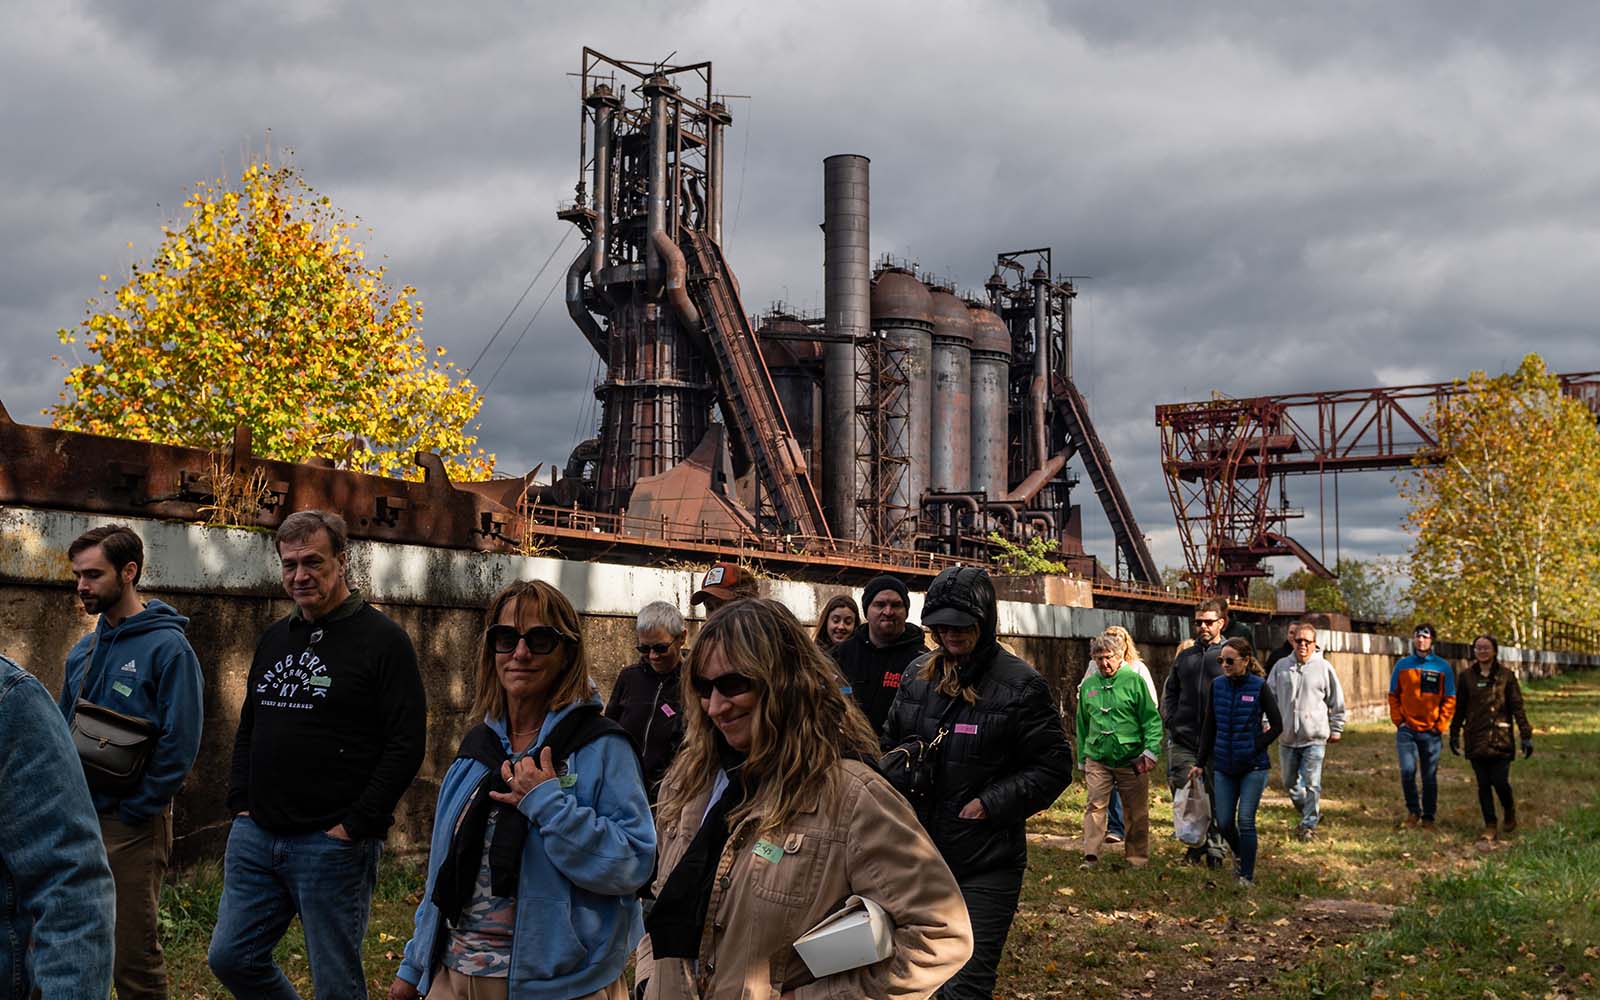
top-left (1173, 772), bottom-right (1211, 846)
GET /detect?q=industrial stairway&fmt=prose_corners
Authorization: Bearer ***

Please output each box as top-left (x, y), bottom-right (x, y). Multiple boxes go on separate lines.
top-left (1058, 380), bottom-right (1161, 584)
top-left (682, 231), bottom-right (830, 540)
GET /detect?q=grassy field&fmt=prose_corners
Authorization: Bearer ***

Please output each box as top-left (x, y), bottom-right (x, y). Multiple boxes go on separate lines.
top-left (161, 670), bottom-right (1600, 999)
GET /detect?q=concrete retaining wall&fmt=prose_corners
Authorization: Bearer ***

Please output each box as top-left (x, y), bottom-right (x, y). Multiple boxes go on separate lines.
top-left (2, 506), bottom-right (1592, 860)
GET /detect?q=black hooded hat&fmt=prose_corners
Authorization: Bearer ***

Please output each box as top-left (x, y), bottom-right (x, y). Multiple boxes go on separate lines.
top-left (922, 566), bottom-right (1000, 668)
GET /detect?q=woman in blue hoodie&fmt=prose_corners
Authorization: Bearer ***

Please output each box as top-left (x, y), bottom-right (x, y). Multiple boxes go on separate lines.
top-left (390, 580), bottom-right (656, 1000)
top-left (1191, 637), bottom-right (1282, 885)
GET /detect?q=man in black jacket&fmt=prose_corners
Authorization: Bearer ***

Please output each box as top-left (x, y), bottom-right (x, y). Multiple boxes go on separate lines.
top-left (882, 566), bottom-right (1072, 1000)
top-left (830, 574), bottom-right (927, 735)
top-left (1163, 597), bottom-right (1228, 866)
top-left (208, 510), bottom-right (426, 1000)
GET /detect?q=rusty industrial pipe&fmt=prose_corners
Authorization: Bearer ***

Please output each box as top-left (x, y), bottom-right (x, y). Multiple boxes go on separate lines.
top-left (1006, 450), bottom-right (1069, 504)
top-left (565, 247), bottom-right (607, 357)
top-left (651, 230), bottom-right (702, 336)
top-left (588, 85), bottom-right (618, 285)
top-left (1030, 267), bottom-right (1051, 470)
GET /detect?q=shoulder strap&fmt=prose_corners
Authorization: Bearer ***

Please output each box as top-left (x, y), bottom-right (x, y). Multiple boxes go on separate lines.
top-left (71, 630), bottom-right (102, 705)
top-left (537, 704), bottom-right (634, 766)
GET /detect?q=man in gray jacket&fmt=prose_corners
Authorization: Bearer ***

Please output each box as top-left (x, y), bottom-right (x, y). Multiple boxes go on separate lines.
top-left (1265, 623), bottom-right (1346, 840)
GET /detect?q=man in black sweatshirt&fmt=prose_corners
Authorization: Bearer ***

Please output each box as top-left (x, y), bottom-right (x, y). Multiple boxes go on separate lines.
top-left (208, 510), bottom-right (425, 1000)
top-left (1163, 597), bottom-right (1228, 866)
top-left (831, 575), bottom-right (927, 736)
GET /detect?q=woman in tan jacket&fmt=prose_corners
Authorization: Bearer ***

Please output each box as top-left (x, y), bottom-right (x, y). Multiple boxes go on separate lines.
top-left (636, 598), bottom-right (973, 999)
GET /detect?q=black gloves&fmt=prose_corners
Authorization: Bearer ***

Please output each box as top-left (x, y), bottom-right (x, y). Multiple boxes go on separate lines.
top-left (1522, 739), bottom-right (1534, 759)
top-left (1449, 736), bottom-right (1461, 756)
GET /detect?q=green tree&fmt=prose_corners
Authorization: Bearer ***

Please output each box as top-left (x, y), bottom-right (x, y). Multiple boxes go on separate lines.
top-left (1276, 568), bottom-right (1348, 614)
top-left (987, 533), bottom-right (1070, 575)
top-left (50, 158), bottom-right (494, 481)
top-left (1398, 354), bottom-right (1600, 646)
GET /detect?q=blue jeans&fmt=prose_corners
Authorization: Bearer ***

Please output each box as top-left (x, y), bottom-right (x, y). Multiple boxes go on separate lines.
top-left (1212, 769), bottom-right (1269, 881)
top-left (207, 815), bottom-right (381, 1000)
top-left (1278, 743), bottom-right (1327, 830)
top-left (1395, 727), bottom-right (1442, 821)
top-left (1107, 788), bottom-right (1125, 839)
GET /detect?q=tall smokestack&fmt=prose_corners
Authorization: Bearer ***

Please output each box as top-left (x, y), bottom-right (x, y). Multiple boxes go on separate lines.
top-left (823, 154), bottom-right (869, 541)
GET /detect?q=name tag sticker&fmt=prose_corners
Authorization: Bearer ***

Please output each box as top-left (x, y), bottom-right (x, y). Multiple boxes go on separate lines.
top-left (1241, 694), bottom-right (1256, 702)
top-left (955, 723), bottom-right (979, 735)
top-left (558, 774), bottom-right (579, 789)
top-left (660, 703), bottom-right (677, 717)
top-left (752, 839), bottom-right (784, 864)
top-left (1086, 689), bottom-right (1099, 698)
top-left (111, 681), bottom-right (133, 697)
top-left (307, 676), bottom-right (332, 689)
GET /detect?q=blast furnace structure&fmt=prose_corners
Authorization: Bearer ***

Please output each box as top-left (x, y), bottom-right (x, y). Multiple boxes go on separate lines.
top-left (557, 48), bottom-right (1157, 584)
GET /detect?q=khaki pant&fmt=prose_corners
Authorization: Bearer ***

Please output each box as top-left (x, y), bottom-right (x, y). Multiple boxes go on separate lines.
top-left (1083, 760), bottom-right (1150, 864)
top-left (425, 967), bottom-right (628, 1000)
top-left (100, 806), bottom-right (173, 1000)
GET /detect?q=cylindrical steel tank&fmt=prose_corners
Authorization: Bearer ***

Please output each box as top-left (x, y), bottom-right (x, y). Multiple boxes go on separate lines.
top-left (757, 315), bottom-right (823, 481)
top-left (871, 268), bottom-right (934, 540)
top-left (823, 154), bottom-right (870, 541)
top-left (967, 302), bottom-right (1012, 498)
top-left (927, 286), bottom-right (973, 494)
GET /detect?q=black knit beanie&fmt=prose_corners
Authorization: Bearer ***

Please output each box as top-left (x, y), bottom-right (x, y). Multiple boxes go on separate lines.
top-left (861, 574), bottom-right (910, 609)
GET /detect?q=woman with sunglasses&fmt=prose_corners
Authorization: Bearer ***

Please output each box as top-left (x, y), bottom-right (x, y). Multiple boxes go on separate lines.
top-left (391, 581), bottom-right (655, 1000)
top-left (881, 566), bottom-right (1073, 1000)
top-left (604, 601), bottom-right (688, 803)
top-left (1190, 638), bottom-right (1283, 886)
top-left (635, 598), bottom-right (973, 999)
top-left (812, 594), bottom-right (860, 653)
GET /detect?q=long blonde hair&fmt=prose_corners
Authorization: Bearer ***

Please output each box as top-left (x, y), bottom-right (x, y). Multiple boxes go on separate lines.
top-left (471, 580), bottom-right (593, 721)
top-left (658, 598), bottom-right (880, 836)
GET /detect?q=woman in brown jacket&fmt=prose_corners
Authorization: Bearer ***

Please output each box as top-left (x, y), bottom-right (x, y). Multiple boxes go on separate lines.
top-left (635, 598), bottom-right (973, 999)
top-left (1449, 635), bottom-right (1534, 839)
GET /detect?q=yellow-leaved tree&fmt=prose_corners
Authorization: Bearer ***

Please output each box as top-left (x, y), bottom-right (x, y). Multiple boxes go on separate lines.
top-left (49, 158), bottom-right (494, 482)
top-left (1399, 354), bottom-right (1600, 646)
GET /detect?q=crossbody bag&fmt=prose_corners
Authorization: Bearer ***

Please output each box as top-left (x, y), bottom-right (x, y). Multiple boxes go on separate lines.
top-left (69, 631), bottom-right (161, 797)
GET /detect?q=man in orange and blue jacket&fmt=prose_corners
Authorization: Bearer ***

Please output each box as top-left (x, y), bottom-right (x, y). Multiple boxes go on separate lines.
top-left (1388, 624), bottom-right (1456, 828)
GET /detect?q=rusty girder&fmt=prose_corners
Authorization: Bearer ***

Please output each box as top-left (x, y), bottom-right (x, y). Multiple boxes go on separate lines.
top-left (1156, 371), bottom-right (1600, 598)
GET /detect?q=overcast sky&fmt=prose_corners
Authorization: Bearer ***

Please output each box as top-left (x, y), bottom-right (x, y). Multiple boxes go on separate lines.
top-left (5, 1), bottom-right (1596, 582)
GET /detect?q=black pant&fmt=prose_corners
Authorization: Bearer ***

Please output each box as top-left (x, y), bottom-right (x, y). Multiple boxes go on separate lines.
top-left (938, 867), bottom-right (1024, 1000)
top-left (1470, 757), bottom-right (1515, 825)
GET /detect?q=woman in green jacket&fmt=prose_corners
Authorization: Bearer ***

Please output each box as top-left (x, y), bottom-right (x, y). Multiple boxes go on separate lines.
top-left (1075, 635), bottom-right (1163, 867)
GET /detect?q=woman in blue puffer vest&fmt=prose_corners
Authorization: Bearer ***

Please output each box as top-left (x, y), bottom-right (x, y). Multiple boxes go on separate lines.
top-left (1190, 638), bottom-right (1283, 885)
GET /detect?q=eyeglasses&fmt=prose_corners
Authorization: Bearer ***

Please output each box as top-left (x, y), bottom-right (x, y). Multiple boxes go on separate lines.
top-left (1193, 617), bottom-right (1220, 626)
top-left (689, 672), bottom-right (755, 699)
top-left (636, 642), bottom-right (676, 656)
top-left (1292, 637), bottom-right (1316, 645)
top-left (486, 625), bottom-right (566, 656)
top-left (1218, 655), bottom-right (1241, 665)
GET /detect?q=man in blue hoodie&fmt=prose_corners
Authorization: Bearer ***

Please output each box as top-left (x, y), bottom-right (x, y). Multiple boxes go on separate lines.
top-left (58, 524), bottom-right (205, 1000)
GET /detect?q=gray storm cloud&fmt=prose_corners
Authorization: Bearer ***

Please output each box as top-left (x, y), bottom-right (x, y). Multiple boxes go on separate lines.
top-left (4, 0), bottom-right (1595, 574)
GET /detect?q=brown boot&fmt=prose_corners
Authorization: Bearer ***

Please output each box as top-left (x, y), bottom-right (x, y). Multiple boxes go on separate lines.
top-left (1502, 813), bottom-right (1518, 836)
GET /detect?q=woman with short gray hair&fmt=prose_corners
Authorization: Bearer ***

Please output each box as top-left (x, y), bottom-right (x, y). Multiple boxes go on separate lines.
top-left (602, 601), bottom-right (689, 803)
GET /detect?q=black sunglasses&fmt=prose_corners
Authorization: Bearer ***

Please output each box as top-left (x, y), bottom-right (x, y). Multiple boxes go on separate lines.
top-left (1218, 655), bottom-right (1242, 664)
top-left (689, 672), bottom-right (755, 699)
top-left (486, 625), bottom-right (566, 656)
top-left (1193, 617), bottom-right (1220, 626)
top-left (637, 642), bottom-right (676, 656)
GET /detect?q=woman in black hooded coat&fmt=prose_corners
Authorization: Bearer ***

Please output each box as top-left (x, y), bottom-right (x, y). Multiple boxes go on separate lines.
top-left (881, 566), bottom-right (1073, 1000)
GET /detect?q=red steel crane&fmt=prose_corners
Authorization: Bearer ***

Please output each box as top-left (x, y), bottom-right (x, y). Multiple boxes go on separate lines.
top-left (1156, 371), bottom-right (1600, 599)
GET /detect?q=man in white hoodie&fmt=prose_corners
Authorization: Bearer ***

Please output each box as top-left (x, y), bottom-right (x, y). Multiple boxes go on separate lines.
top-left (1265, 623), bottom-right (1346, 841)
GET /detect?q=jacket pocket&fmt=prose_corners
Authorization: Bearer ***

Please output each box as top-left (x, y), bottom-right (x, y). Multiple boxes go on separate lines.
top-left (748, 827), bottom-right (835, 908)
